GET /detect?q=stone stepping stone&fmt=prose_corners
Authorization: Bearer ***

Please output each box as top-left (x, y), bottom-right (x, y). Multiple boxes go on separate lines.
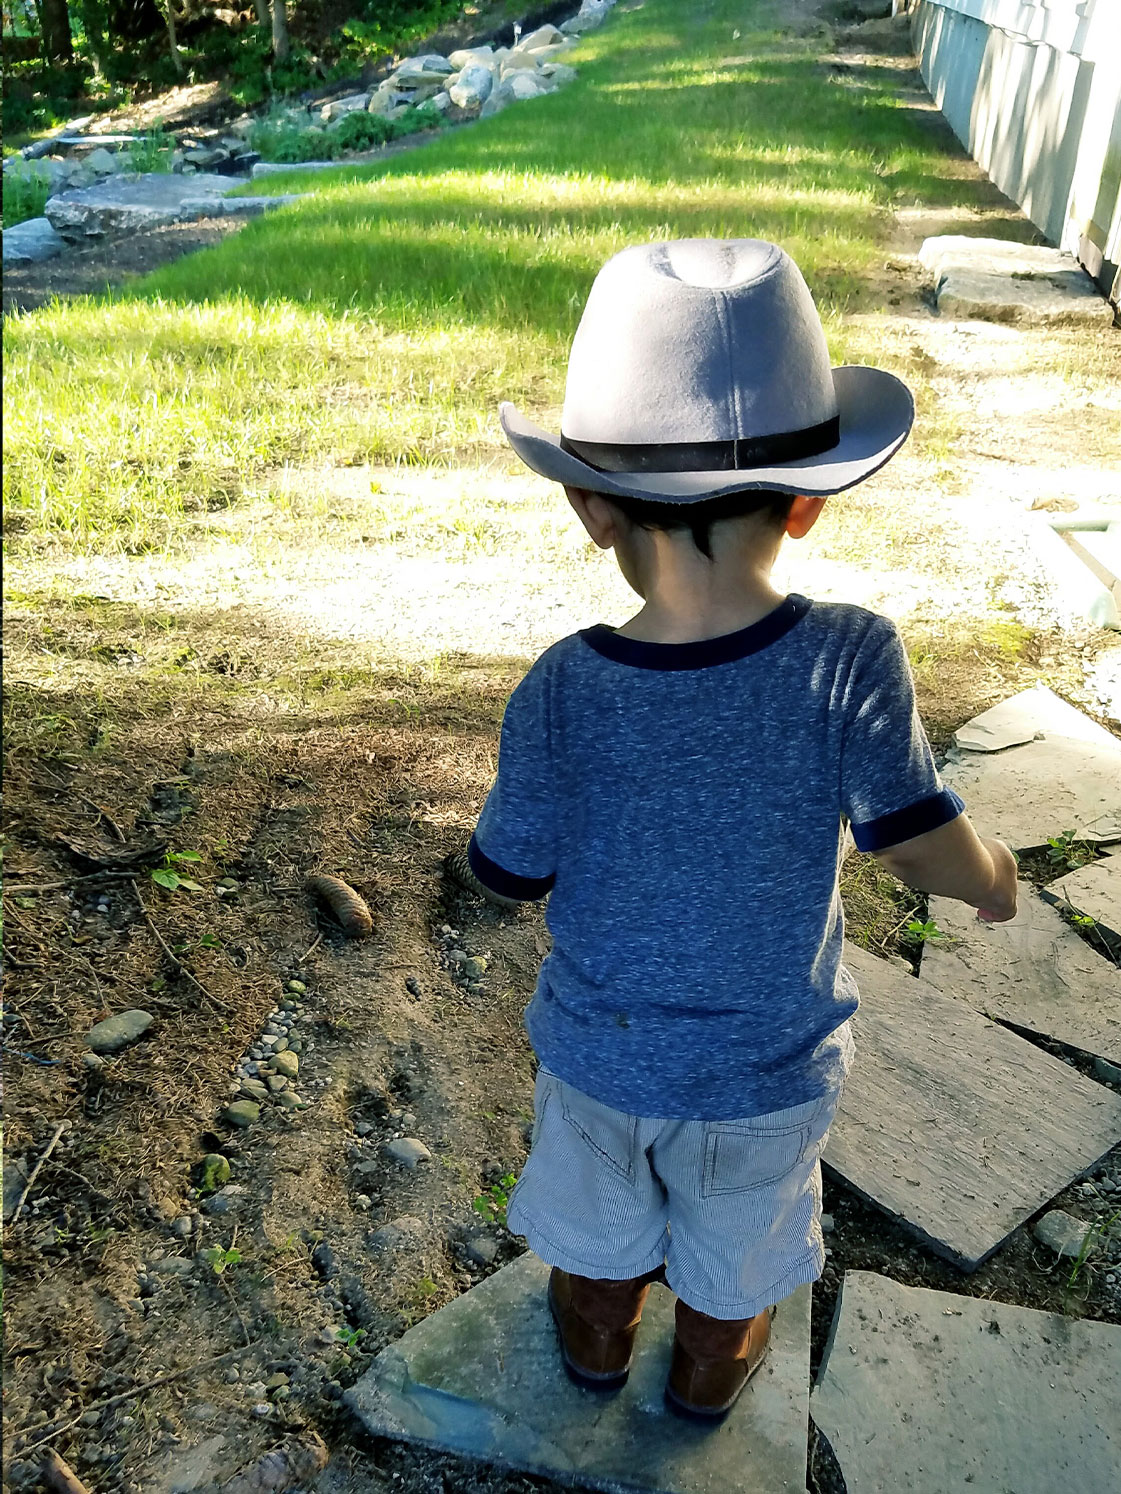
top-left (918, 234), bottom-right (1113, 326)
top-left (942, 687), bottom-right (1121, 849)
top-left (44, 173), bottom-right (239, 238)
top-left (823, 943), bottom-right (1121, 1270)
top-left (346, 1253), bottom-right (811, 1494)
top-left (921, 881), bottom-right (1121, 1066)
top-left (1047, 850), bottom-right (1121, 943)
top-left (811, 1271), bottom-right (1121, 1493)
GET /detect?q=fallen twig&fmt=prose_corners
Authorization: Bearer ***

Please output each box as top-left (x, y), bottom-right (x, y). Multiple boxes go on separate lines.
top-left (42, 1451), bottom-right (90, 1494)
top-left (4, 871), bottom-right (139, 894)
top-left (297, 932), bottom-right (323, 965)
top-left (10, 1122), bottom-right (67, 1224)
top-left (220, 1273), bottom-right (252, 1347)
top-left (131, 880), bottom-right (231, 1016)
top-left (14, 1346), bottom-right (256, 1458)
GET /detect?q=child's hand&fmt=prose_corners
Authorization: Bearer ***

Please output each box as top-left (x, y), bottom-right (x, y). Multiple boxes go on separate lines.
top-left (976, 838), bottom-right (1018, 923)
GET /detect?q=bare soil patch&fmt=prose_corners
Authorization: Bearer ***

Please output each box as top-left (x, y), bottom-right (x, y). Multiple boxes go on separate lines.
top-left (2, 219), bottom-right (247, 317)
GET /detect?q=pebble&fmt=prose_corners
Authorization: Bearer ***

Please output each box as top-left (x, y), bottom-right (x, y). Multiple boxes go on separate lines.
top-left (202, 1195), bottom-right (231, 1216)
top-left (287, 980), bottom-right (307, 994)
top-left (385, 1137), bottom-right (431, 1168)
top-left (245, 1381), bottom-right (267, 1398)
top-left (200, 1153), bottom-right (231, 1188)
top-left (259, 1034), bottom-right (278, 1049)
top-left (224, 1367), bottom-right (241, 1383)
top-left (354, 1194), bottom-right (372, 1210)
top-left (240, 1078), bottom-right (270, 1103)
top-left (287, 1038), bottom-right (304, 1055)
top-left (276, 1090), bottom-right (303, 1110)
top-left (820, 1213), bottom-right (835, 1234)
top-left (224, 1100), bottom-right (260, 1128)
top-left (265, 1372), bottom-right (289, 1390)
top-left (273, 1050), bottom-right (299, 1079)
top-left (464, 1234), bottom-right (498, 1267)
top-left (249, 1048), bottom-right (265, 1061)
top-left (170, 1216), bottom-right (194, 1238)
top-left (1032, 1209), bottom-right (1093, 1257)
top-left (87, 1009), bottom-right (155, 1054)
top-left (83, 1052), bottom-right (106, 1071)
top-left (251, 1402), bottom-right (272, 1417)
top-left (149, 1256), bottom-right (194, 1276)
top-left (369, 1215), bottom-right (424, 1250)
top-left (267, 1075), bottom-right (288, 1093)
top-left (464, 956), bottom-right (487, 978)
top-left (355, 1121), bottom-right (374, 1137)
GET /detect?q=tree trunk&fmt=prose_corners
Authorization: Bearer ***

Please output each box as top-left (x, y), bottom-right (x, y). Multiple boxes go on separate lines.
top-left (160, 0), bottom-right (184, 76)
top-left (40, 0), bottom-right (74, 63)
top-left (253, 0), bottom-right (269, 29)
top-left (271, 0), bottom-right (289, 62)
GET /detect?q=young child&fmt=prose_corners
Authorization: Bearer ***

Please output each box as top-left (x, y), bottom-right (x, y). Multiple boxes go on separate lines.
top-left (447, 239), bottom-right (1018, 1419)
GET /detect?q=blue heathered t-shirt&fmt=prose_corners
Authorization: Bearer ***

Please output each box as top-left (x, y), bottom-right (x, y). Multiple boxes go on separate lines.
top-left (468, 595), bottom-right (963, 1120)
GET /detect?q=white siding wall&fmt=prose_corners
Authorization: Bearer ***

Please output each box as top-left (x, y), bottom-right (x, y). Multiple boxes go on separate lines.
top-left (909, 0), bottom-right (1120, 298)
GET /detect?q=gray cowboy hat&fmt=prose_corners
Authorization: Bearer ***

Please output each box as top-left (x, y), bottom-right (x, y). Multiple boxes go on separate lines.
top-left (500, 238), bottom-right (913, 502)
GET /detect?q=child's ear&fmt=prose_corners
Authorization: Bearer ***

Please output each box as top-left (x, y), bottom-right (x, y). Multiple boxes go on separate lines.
top-left (785, 495), bottom-right (826, 539)
top-left (565, 486), bottom-right (619, 550)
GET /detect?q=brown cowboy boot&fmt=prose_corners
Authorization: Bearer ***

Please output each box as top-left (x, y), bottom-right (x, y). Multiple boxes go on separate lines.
top-left (664, 1299), bottom-right (774, 1418)
top-left (548, 1266), bottom-right (662, 1390)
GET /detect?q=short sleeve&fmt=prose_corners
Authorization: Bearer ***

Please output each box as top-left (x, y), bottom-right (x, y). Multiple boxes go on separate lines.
top-left (841, 621), bottom-right (964, 852)
top-left (468, 670), bottom-right (556, 901)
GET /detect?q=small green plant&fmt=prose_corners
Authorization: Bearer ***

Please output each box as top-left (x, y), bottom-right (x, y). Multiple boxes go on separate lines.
top-left (903, 918), bottom-right (946, 946)
top-left (200, 1245), bottom-right (242, 1276)
top-left (1066, 1209), bottom-right (1119, 1291)
top-left (336, 1324), bottom-right (367, 1349)
top-left (473, 1172), bottom-right (517, 1226)
top-left (1046, 829), bottom-right (1096, 873)
top-left (151, 850), bottom-right (204, 892)
top-left (126, 127), bottom-right (175, 175)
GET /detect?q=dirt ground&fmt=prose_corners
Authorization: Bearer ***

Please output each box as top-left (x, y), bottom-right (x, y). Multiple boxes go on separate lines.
top-left (4, 8), bottom-right (1121, 1494)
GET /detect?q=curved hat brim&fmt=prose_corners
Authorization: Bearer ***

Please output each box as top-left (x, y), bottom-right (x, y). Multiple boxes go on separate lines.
top-left (500, 365), bottom-right (914, 502)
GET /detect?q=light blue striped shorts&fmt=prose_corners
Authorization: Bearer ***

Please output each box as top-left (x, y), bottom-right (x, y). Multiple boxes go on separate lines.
top-left (505, 1067), bottom-right (840, 1320)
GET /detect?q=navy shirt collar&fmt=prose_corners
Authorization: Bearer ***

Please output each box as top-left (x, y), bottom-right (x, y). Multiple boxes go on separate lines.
top-left (578, 594), bottom-right (813, 671)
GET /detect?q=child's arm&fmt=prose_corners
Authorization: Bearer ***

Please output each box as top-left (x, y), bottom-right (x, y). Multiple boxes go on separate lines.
top-left (872, 816), bottom-right (1018, 923)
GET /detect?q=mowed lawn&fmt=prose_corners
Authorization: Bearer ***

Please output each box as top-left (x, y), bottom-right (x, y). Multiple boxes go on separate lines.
top-left (3, 0), bottom-right (998, 550)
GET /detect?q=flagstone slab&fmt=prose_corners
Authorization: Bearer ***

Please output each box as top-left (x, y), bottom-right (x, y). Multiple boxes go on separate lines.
top-left (810, 1271), bottom-right (1121, 1494)
top-left (823, 943), bottom-right (1121, 1269)
top-left (941, 731), bottom-right (1121, 848)
top-left (951, 685), bottom-right (1119, 753)
top-left (1046, 851), bottom-right (1121, 943)
top-left (346, 1254), bottom-right (811, 1494)
top-left (921, 882), bottom-right (1121, 1065)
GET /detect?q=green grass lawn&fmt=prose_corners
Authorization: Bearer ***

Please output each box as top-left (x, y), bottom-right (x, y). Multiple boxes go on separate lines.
top-left (4, 0), bottom-right (1006, 551)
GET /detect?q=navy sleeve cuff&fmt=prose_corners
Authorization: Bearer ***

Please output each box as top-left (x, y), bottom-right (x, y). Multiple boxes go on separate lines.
top-left (468, 833), bottom-right (555, 902)
top-left (850, 788), bottom-right (965, 853)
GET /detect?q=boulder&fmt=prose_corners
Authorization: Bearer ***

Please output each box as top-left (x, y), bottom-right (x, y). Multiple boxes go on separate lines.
top-left (368, 89), bottom-right (412, 118)
top-left (84, 146), bottom-right (120, 175)
top-left (518, 23), bottom-right (565, 52)
top-left (480, 81), bottom-right (516, 118)
top-left (501, 53), bottom-right (542, 75)
top-left (449, 64), bottom-right (494, 110)
top-left (396, 54), bottom-right (455, 84)
top-left (448, 45), bottom-right (494, 69)
top-left (430, 91), bottom-right (452, 113)
top-left (509, 72), bottom-right (548, 102)
top-left (320, 93), bottom-right (370, 123)
top-left (2, 216), bottom-right (66, 265)
top-left (87, 1009), bottom-right (155, 1054)
top-left (541, 63), bottom-right (578, 87)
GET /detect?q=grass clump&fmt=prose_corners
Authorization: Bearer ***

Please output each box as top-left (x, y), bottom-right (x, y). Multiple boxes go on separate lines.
top-left (3, 0), bottom-right (1033, 553)
top-left (2, 167), bottom-right (51, 229)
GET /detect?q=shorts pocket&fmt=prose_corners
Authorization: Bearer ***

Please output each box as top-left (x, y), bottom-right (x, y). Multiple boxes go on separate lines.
top-left (701, 1108), bottom-right (822, 1197)
top-left (559, 1088), bottom-right (638, 1186)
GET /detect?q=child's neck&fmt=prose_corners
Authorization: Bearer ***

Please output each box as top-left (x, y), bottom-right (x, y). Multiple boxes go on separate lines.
top-left (615, 545), bottom-right (786, 645)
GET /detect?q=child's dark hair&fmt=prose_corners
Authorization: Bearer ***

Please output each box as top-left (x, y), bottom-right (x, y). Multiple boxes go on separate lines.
top-left (609, 489), bottom-right (796, 560)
